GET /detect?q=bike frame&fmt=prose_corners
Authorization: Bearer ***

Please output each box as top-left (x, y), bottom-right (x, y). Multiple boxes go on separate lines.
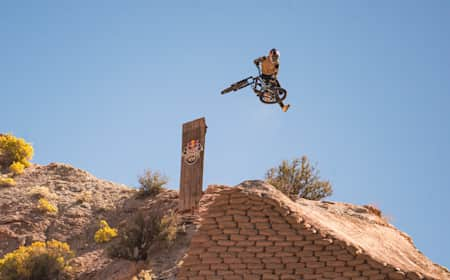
top-left (221, 65), bottom-right (285, 104)
top-left (252, 65), bottom-right (275, 95)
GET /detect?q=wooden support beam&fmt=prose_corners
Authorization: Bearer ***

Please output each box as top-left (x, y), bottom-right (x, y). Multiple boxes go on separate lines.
top-left (179, 117), bottom-right (207, 212)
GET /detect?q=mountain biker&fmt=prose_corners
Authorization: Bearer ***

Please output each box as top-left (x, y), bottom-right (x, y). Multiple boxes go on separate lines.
top-left (254, 48), bottom-right (289, 112)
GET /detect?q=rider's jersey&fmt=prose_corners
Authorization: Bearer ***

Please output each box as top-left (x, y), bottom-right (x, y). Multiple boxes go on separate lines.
top-left (254, 56), bottom-right (279, 78)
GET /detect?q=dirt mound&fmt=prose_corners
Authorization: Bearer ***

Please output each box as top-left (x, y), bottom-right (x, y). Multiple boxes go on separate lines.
top-left (239, 181), bottom-right (449, 279)
top-left (1, 167), bottom-right (448, 279)
top-left (0, 163), bottom-right (188, 279)
top-left (177, 181), bottom-right (449, 280)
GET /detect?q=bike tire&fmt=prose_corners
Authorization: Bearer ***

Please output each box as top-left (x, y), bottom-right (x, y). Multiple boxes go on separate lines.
top-left (275, 87), bottom-right (287, 101)
top-left (221, 87), bottom-right (234, 94)
top-left (259, 92), bottom-right (279, 104)
top-left (258, 87), bottom-right (288, 104)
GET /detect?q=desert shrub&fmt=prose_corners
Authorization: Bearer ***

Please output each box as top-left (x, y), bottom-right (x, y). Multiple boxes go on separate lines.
top-left (134, 269), bottom-right (155, 280)
top-left (38, 198), bottom-right (58, 214)
top-left (94, 204), bottom-right (115, 213)
top-left (0, 134), bottom-right (33, 170)
top-left (265, 155), bottom-right (333, 200)
top-left (108, 211), bottom-right (178, 260)
top-left (363, 204), bottom-right (382, 217)
top-left (0, 240), bottom-right (74, 280)
top-left (9, 162), bottom-right (25, 175)
top-left (28, 186), bottom-right (57, 200)
top-left (94, 220), bottom-right (118, 243)
top-left (138, 170), bottom-right (167, 197)
top-left (0, 177), bottom-right (16, 188)
top-left (76, 191), bottom-right (93, 204)
top-left (159, 211), bottom-right (178, 244)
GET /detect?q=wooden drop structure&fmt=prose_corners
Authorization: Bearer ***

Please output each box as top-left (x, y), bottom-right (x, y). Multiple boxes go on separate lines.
top-left (179, 117), bottom-right (207, 212)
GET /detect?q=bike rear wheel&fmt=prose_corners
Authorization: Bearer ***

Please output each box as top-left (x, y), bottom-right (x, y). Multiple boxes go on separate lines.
top-left (258, 87), bottom-right (288, 104)
top-left (275, 87), bottom-right (287, 101)
top-left (259, 93), bottom-right (278, 104)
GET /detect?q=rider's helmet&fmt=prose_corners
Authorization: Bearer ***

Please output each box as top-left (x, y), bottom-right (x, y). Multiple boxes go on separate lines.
top-left (269, 48), bottom-right (280, 63)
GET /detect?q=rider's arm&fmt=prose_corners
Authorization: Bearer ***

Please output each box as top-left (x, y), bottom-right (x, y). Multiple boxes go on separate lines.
top-left (273, 63), bottom-right (279, 78)
top-left (254, 56), bottom-right (265, 66)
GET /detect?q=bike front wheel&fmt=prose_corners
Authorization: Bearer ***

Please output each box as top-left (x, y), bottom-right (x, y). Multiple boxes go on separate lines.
top-left (221, 77), bottom-right (252, 94)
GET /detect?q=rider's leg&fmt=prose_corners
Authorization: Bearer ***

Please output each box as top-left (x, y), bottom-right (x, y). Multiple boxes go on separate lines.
top-left (278, 100), bottom-right (290, 112)
top-left (261, 75), bottom-right (272, 87)
top-left (259, 75), bottom-right (272, 97)
top-left (274, 79), bottom-right (281, 87)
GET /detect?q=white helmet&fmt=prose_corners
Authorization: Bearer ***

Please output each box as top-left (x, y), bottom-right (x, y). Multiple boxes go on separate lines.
top-left (269, 48), bottom-right (280, 62)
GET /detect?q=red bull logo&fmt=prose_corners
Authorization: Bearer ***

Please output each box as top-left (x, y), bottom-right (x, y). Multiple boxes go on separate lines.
top-left (183, 139), bottom-right (203, 165)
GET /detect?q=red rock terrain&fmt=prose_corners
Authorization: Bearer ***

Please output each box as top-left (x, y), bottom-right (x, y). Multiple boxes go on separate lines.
top-left (181, 182), bottom-right (449, 280)
top-left (1, 164), bottom-right (448, 279)
top-left (0, 163), bottom-right (193, 279)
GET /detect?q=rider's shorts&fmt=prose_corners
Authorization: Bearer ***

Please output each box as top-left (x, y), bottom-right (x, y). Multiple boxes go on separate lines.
top-left (261, 74), bottom-right (280, 87)
top-left (261, 74), bottom-right (274, 81)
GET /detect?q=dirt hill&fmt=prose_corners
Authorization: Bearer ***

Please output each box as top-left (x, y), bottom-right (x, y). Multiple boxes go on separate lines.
top-left (1, 164), bottom-right (448, 279)
top-left (0, 163), bottom-right (194, 279)
top-left (183, 182), bottom-right (449, 280)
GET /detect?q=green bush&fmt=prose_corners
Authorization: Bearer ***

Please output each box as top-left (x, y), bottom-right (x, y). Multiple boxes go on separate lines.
top-left (138, 170), bottom-right (167, 197)
top-left (0, 134), bottom-right (33, 171)
top-left (0, 240), bottom-right (74, 280)
top-left (108, 211), bottom-right (178, 260)
top-left (265, 156), bottom-right (333, 200)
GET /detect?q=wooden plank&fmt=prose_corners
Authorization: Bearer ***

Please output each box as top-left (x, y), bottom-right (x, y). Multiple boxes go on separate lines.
top-left (179, 117), bottom-right (207, 212)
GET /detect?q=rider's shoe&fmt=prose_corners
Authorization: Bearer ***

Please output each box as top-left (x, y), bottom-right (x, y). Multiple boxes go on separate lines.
top-left (282, 104), bottom-right (290, 112)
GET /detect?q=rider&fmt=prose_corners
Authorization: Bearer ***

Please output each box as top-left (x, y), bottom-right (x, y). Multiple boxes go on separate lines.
top-left (254, 48), bottom-right (290, 112)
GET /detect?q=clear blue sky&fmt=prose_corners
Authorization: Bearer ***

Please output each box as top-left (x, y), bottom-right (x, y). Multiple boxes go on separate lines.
top-left (1, 1), bottom-right (449, 267)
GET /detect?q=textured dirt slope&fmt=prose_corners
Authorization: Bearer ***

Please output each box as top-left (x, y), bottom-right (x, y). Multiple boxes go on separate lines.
top-left (0, 163), bottom-right (189, 279)
top-left (0, 163), bottom-right (135, 256)
top-left (236, 180), bottom-right (450, 280)
top-left (1, 165), bottom-right (448, 279)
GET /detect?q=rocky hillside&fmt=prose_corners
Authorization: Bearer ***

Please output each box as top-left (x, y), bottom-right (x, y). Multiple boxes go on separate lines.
top-left (1, 163), bottom-right (448, 280)
top-left (0, 163), bottom-right (194, 279)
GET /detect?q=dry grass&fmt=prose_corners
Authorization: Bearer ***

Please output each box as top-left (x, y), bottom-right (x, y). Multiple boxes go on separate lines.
top-left (76, 191), bottom-right (93, 204)
top-left (28, 186), bottom-right (57, 200)
top-left (364, 204), bottom-right (393, 224)
top-left (363, 204), bottom-right (382, 217)
top-left (0, 177), bottom-right (16, 188)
